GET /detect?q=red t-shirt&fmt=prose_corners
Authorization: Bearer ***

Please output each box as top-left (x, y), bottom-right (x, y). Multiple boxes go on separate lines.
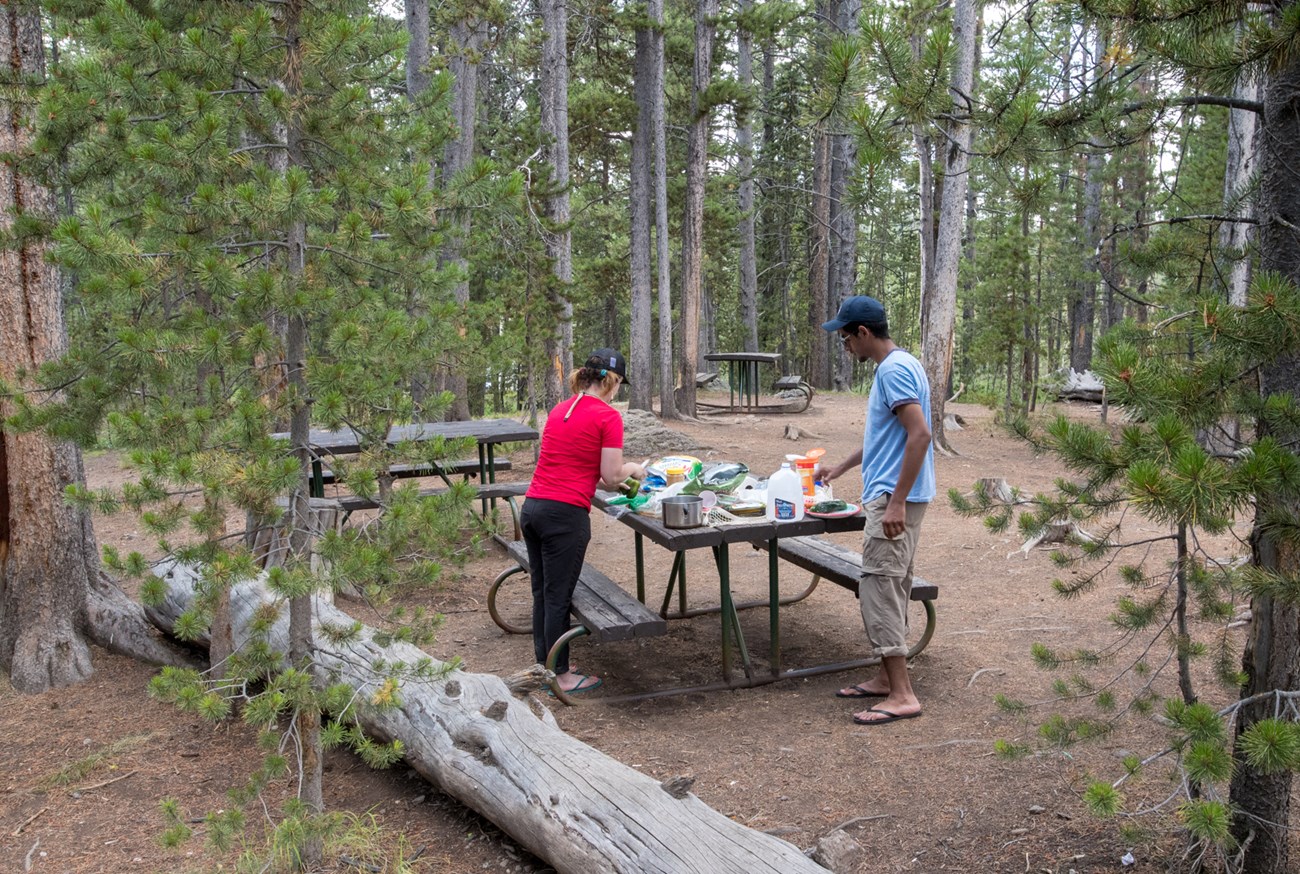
top-left (526, 393), bottom-right (624, 510)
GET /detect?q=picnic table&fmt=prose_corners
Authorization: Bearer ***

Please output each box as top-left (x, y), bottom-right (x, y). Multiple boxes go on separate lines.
top-left (700, 352), bottom-right (812, 413)
top-left (489, 489), bottom-right (939, 704)
top-left (272, 419), bottom-right (538, 527)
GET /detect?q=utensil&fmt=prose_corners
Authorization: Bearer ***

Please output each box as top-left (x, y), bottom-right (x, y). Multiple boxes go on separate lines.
top-left (661, 494), bottom-right (705, 529)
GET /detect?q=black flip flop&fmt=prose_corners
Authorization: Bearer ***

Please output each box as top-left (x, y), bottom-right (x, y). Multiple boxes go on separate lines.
top-left (835, 683), bottom-right (886, 699)
top-left (852, 707), bottom-right (921, 726)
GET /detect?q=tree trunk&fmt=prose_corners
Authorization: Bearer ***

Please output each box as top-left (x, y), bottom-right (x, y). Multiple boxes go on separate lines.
top-left (809, 128), bottom-right (831, 387)
top-left (149, 566), bottom-right (836, 874)
top-left (629, 13), bottom-right (654, 408)
top-left (677, 0), bottom-right (719, 416)
top-left (1229, 38), bottom-right (1300, 873)
top-left (281, 0), bottom-right (324, 848)
top-left (405, 0), bottom-right (433, 408)
top-left (920, 0), bottom-right (976, 455)
top-left (441, 9), bottom-right (486, 422)
top-left (829, 1), bottom-right (862, 392)
top-left (1219, 29), bottom-right (1258, 308)
top-left (651, 0), bottom-right (675, 420)
top-left (736, 0), bottom-right (759, 354)
top-left (914, 125), bottom-right (936, 345)
top-left (1069, 28), bottom-right (1104, 375)
top-left (539, 0), bottom-right (573, 411)
top-left (0, 5), bottom-right (191, 694)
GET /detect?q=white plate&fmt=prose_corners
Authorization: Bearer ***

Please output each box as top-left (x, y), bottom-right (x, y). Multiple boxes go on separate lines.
top-left (805, 503), bottom-right (861, 519)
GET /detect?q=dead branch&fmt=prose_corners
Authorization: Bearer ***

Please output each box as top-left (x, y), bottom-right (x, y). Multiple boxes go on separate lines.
top-left (12, 808), bottom-right (48, 837)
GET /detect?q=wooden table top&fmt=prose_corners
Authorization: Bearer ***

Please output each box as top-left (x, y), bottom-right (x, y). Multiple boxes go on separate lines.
top-left (703, 352), bottom-right (782, 364)
top-left (272, 419), bottom-right (539, 455)
top-left (593, 491), bottom-right (864, 551)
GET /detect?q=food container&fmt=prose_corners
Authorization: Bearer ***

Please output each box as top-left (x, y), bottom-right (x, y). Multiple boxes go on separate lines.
top-left (661, 495), bottom-right (704, 529)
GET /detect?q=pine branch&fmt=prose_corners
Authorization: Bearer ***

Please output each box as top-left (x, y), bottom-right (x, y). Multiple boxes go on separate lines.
top-left (1120, 93), bottom-right (1263, 117)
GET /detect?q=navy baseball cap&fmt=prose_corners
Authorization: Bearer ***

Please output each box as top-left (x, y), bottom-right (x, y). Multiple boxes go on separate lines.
top-left (585, 348), bottom-right (629, 385)
top-left (822, 295), bottom-right (886, 332)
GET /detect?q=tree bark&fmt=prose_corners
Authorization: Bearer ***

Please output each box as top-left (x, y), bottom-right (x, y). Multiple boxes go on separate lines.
top-left (404, 0), bottom-right (433, 409)
top-left (441, 8), bottom-right (487, 422)
top-left (736, 0), bottom-right (759, 354)
top-left (280, 0), bottom-right (325, 843)
top-left (1069, 28), bottom-right (1104, 375)
top-left (809, 128), bottom-right (831, 387)
top-left (1229, 36), bottom-right (1300, 872)
top-left (920, 0), bottom-right (976, 455)
top-left (539, 0), bottom-right (573, 411)
top-left (1219, 28), bottom-right (1258, 308)
top-left (650, 0), bottom-right (676, 420)
top-left (630, 12), bottom-right (654, 407)
top-left (148, 565), bottom-right (837, 874)
top-left (677, 0), bottom-right (719, 416)
top-left (0, 5), bottom-right (192, 694)
top-left (829, 1), bottom-right (862, 392)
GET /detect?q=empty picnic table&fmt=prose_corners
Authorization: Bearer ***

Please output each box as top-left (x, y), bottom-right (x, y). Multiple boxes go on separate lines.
top-left (272, 419), bottom-right (538, 515)
top-left (701, 352), bottom-right (812, 413)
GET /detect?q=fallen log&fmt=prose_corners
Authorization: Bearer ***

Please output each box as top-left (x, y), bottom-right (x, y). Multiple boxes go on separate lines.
top-left (147, 562), bottom-right (830, 874)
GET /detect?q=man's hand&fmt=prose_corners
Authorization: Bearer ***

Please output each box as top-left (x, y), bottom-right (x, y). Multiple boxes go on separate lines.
top-left (881, 500), bottom-right (907, 539)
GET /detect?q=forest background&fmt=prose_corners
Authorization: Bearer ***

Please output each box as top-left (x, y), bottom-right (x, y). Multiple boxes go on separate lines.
top-left (2, 0), bottom-right (1299, 872)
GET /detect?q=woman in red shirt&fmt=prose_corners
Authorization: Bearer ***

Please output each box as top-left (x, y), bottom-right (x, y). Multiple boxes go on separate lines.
top-left (522, 349), bottom-right (645, 694)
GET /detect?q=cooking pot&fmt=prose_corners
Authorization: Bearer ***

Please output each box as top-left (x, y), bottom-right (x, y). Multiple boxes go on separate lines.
top-left (661, 495), bottom-right (704, 529)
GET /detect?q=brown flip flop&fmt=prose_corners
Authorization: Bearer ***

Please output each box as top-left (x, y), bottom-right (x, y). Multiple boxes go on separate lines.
top-left (835, 684), bottom-right (886, 699)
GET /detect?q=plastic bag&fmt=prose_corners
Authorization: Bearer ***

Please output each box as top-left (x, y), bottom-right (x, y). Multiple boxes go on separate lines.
top-left (682, 462), bottom-right (749, 496)
top-left (606, 492), bottom-right (650, 510)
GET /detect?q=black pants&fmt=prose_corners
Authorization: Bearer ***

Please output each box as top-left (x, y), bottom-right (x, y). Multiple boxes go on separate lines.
top-left (520, 498), bottom-right (591, 675)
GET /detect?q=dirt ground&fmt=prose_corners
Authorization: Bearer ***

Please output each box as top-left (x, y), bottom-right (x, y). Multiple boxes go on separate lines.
top-left (2, 390), bottom-right (1290, 873)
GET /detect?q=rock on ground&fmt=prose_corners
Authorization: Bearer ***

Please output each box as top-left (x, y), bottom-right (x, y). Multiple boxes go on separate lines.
top-left (622, 409), bottom-right (701, 459)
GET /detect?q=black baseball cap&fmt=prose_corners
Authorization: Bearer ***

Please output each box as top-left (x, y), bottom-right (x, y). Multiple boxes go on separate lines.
top-left (822, 295), bottom-right (887, 332)
top-left (585, 348), bottom-right (629, 385)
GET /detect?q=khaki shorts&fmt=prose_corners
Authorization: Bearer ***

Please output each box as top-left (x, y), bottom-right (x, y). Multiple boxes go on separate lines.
top-left (859, 494), bottom-right (928, 659)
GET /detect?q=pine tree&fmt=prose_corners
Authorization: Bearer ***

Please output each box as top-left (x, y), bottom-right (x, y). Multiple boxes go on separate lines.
top-left (10, 0), bottom-right (504, 860)
top-left (953, 281), bottom-right (1300, 870)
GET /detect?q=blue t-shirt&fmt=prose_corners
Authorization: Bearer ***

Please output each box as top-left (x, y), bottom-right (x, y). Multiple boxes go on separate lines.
top-left (860, 349), bottom-right (936, 504)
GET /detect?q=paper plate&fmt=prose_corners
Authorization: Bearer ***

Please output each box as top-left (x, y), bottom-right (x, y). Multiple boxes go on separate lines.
top-left (647, 455), bottom-right (702, 477)
top-left (805, 503), bottom-right (861, 519)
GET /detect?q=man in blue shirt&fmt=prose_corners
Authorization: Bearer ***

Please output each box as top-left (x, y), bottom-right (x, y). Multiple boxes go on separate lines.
top-left (821, 295), bottom-right (935, 726)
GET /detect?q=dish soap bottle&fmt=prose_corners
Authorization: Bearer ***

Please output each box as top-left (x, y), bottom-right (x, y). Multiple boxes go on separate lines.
top-left (766, 462), bottom-right (805, 522)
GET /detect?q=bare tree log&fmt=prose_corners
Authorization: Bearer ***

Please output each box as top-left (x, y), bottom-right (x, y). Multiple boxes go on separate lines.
top-left (147, 564), bottom-right (833, 874)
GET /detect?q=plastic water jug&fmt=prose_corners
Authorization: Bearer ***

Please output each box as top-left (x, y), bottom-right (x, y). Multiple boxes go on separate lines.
top-left (766, 463), bottom-right (805, 522)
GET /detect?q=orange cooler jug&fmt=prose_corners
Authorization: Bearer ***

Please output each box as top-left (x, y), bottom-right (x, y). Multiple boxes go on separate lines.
top-left (794, 458), bottom-right (817, 497)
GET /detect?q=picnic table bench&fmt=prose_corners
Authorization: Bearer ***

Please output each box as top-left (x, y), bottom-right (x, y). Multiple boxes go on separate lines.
top-left (754, 535), bottom-right (939, 658)
top-left (316, 457), bottom-right (512, 488)
top-left (489, 539), bottom-right (668, 703)
top-left (337, 480), bottom-right (530, 540)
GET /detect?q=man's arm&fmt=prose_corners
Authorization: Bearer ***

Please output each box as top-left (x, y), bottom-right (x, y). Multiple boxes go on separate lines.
top-left (881, 402), bottom-right (931, 538)
top-left (822, 448), bottom-right (863, 484)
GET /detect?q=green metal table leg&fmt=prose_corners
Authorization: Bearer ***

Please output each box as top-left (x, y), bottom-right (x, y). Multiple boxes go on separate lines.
top-left (310, 459), bottom-right (324, 498)
top-left (480, 444), bottom-right (492, 516)
top-left (678, 550), bottom-right (688, 615)
top-left (719, 547), bottom-right (732, 681)
top-left (716, 543), bottom-right (751, 681)
top-left (660, 551), bottom-right (685, 617)
top-left (769, 536), bottom-right (781, 676)
top-left (635, 534), bottom-right (645, 604)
